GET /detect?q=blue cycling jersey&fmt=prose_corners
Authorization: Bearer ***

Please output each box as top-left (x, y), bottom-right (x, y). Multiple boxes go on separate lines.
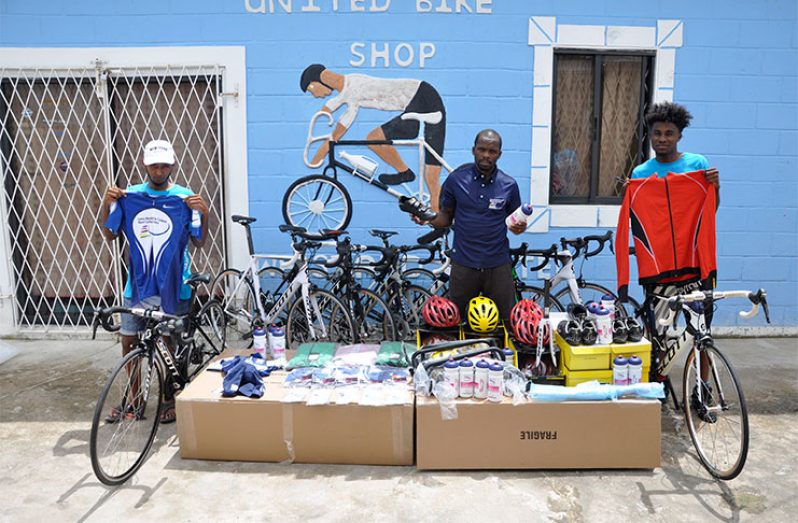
top-left (105, 190), bottom-right (201, 313)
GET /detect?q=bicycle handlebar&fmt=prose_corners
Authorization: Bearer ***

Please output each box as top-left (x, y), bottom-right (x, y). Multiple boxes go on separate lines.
top-left (304, 111), bottom-right (334, 169)
top-left (91, 306), bottom-right (184, 339)
top-left (560, 230), bottom-right (614, 258)
top-left (656, 289), bottom-right (770, 326)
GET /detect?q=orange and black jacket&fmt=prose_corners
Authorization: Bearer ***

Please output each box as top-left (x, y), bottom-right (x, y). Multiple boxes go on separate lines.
top-left (616, 170), bottom-right (717, 301)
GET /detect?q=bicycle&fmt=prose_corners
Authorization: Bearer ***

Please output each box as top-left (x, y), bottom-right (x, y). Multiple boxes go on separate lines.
top-left (210, 216), bottom-right (355, 349)
top-left (642, 287), bottom-right (770, 480)
top-left (89, 274), bottom-right (226, 485)
top-left (282, 110), bottom-right (453, 237)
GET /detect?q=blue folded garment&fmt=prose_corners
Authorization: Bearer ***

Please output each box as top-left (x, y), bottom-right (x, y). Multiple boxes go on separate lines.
top-left (221, 354), bottom-right (279, 398)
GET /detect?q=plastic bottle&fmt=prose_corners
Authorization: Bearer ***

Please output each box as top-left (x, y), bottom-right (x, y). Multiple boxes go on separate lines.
top-left (459, 358), bottom-right (474, 398)
top-left (612, 355), bottom-right (629, 386)
top-left (594, 306), bottom-right (612, 345)
top-left (600, 294), bottom-right (616, 323)
top-left (443, 359), bottom-right (460, 396)
top-left (487, 363), bottom-right (504, 403)
top-left (505, 203), bottom-right (533, 228)
top-left (502, 347), bottom-right (515, 368)
top-left (252, 327), bottom-right (267, 360)
top-left (191, 209), bottom-right (202, 237)
top-left (627, 355), bottom-right (643, 385)
top-left (340, 151), bottom-right (378, 177)
top-left (474, 359), bottom-right (490, 399)
top-left (269, 324), bottom-right (286, 361)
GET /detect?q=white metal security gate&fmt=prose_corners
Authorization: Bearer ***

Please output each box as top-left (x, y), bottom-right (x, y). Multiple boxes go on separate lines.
top-left (0, 62), bottom-right (228, 330)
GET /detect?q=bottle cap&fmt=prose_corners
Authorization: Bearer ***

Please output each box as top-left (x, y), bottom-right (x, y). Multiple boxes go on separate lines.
top-left (601, 294), bottom-right (614, 301)
top-left (444, 359), bottom-right (459, 369)
top-left (489, 363), bottom-right (504, 372)
top-left (459, 358), bottom-right (473, 368)
top-left (476, 359), bottom-right (490, 369)
top-left (613, 355), bottom-right (628, 365)
top-left (628, 355), bottom-right (642, 365)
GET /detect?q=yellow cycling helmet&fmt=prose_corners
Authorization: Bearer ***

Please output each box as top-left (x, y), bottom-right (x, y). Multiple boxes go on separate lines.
top-left (467, 296), bottom-right (499, 333)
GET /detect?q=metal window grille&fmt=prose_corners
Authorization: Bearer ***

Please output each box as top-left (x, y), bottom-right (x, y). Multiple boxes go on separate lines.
top-left (0, 63), bottom-right (227, 331)
top-left (550, 50), bottom-right (654, 205)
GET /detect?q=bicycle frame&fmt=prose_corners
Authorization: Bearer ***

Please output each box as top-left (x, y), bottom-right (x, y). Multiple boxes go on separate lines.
top-left (304, 111), bottom-right (454, 205)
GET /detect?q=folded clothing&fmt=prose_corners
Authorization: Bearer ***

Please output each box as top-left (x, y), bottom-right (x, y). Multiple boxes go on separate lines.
top-left (333, 343), bottom-right (380, 366)
top-left (221, 354), bottom-right (280, 398)
top-left (375, 341), bottom-right (412, 367)
top-left (287, 342), bottom-right (337, 369)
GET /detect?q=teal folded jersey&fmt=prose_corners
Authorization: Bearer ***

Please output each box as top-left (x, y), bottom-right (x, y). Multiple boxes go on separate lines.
top-left (375, 341), bottom-right (412, 367)
top-left (287, 342), bottom-right (337, 369)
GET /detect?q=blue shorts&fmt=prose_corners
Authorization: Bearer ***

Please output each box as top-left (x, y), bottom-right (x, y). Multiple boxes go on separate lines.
top-left (119, 296), bottom-right (190, 336)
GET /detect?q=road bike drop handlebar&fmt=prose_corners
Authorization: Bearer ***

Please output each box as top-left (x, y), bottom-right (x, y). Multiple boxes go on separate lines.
top-left (304, 111), bottom-right (335, 169)
top-left (511, 243), bottom-right (559, 272)
top-left (657, 289), bottom-right (771, 326)
top-left (91, 306), bottom-right (184, 339)
top-left (560, 230), bottom-right (615, 259)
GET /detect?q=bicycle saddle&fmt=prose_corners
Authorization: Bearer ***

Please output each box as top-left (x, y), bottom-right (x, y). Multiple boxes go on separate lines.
top-left (369, 229), bottom-right (398, 240)
top-left (279, 224), bottom-right (307, 234)
top-left (400, 111), bottom-right (442, 125)
top-left (232, 215), bottom-right (257, 225)
top-left (186, 273), bottom-right (211, 286)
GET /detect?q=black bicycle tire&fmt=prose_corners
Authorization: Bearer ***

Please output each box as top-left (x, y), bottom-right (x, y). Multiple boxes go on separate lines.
top-left (394, 284), bottom-right (432, 340)
top-left (683, 342), bottom-right (749, 480)
top-left (210, 268), bottom-right (257, 349)
top-left (518, 284), bottom-right (565, 312)
top-left (282, 175), bottom-right (353, 239)
top-left (186, 299), bottom-right (227, 379)
top-left (402, 267), bottom-right (438, 292)
top-left (90, 348), bottom-right (163, 486)
top-left (285, 288), bottom-right (355, 348)
top-left (552, 282), bottom-right (629, 317)
top-left (351, 287), bottom-right (397, 342)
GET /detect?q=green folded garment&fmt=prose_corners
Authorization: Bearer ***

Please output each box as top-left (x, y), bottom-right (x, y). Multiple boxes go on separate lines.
top-left (375, 341), bottom-right (412, 367)
top-left (287, 342), bottom-right (337, 369)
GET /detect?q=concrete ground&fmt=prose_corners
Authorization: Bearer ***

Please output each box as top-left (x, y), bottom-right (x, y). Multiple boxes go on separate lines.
top-left (0, 337), bottom-right (796, 522)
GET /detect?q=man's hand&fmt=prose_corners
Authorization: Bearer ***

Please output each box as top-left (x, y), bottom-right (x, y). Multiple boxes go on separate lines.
top-left (508, 221), bottom-right (527, 235)
top-left (410, 214), bottom-right (428, 226)
top-left (704, 167), bottom-right (720, 189)
top-left (184, 194), bottom-right (209, 215)
top-left (103, 186), bottom-right (124, 207)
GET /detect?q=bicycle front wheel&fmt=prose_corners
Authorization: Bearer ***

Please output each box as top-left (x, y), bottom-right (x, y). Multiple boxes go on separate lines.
top-left (351, 288), bottom-right (397, 342)
top-left (282, 175), bottom-right (352, 238)
top-left (210, 268), bottom-right (257, 349)
top-left (90, 348), bottom-right (163, 486)
top-left (285, 289), bottom-right (355, 349)
top-left (390, 284), bottom-right (432, 340)
top-left (553, 282), bottom-right (630, 317)
top-left (683, 342), bottom-right (749, 480)
top-left (518, 284), bottom-right (565, 312)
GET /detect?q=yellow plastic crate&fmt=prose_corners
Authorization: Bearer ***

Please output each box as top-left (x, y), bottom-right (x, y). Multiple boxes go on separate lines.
top-left (562, 366), bottom-right (650, 386)
top-left (555, 331), bottom-right (611, 371)
top-left (610, 338), bottom-right (653, 368)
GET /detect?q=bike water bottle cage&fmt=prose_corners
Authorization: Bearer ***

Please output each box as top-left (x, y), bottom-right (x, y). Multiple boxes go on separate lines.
top-left (557, 319), bottom-right (582, 346)
top-left (567, 303), bottom-right (588, 321)
top-left (612, 319), bottom-right (629, 344)
top-left (422, 296), bottom-right (461, 328)
top-left (468, 296), bottom-right (499, 333)
top-left (580, 320), bottom-right (598, 345)
top-left (625, 317), bottom-right (644, 342)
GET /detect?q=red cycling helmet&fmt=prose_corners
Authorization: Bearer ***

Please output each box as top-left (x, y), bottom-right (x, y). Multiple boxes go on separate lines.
top-left (510, 299), bottom-right (549, 346)
top-left (422, 295), bottom-right (461, 328)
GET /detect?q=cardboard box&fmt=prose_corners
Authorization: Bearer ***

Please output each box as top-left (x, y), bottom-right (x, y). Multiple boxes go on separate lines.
top-left (177, 368), bottom-right (414, 466)
top-left (416, 396), bottom-right (661, 470)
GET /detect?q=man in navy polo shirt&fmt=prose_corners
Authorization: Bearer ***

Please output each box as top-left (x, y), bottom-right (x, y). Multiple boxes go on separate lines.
top-left (411, 129), bottom-right (526, 319)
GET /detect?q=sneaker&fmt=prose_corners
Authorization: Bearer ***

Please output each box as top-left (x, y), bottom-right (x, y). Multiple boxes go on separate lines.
top-left (690, 381), bottom-right (717, 423)
top-left (379, 169), bottom-right (415, 185)
top-left (398, 196), bottom-right (437, 222)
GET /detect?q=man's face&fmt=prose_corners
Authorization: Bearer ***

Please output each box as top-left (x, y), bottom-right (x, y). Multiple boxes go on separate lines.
top-left (650, 121), bottom-right (681, 157)
top-left (307, 82), bottom-right (332, 98)
top-left (472, 136), bottom-right (502, 175)
top-left (145, 163), bottom-right (173, 188)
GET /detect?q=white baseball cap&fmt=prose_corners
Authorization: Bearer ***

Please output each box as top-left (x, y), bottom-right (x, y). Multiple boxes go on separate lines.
top-left (143, 139), bottom-right (176, 166)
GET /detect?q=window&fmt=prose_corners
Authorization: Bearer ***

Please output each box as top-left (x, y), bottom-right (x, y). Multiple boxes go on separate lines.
top-left (550, 50), bottom-right (654, 205)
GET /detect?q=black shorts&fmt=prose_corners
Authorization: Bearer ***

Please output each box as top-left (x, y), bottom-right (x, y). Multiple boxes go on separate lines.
top-left (448, 261), bottom-right (515, 321)
top-left (381, 81), bottom-right (446, 167)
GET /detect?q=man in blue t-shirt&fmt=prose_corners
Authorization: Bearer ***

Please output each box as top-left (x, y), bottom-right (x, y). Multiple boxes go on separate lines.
top-left (410, 129), bottom-right (526, 320)
top-left (631, 101), bottom-right (720, 206)
top-left (99, 139), bottom-right (209, 423)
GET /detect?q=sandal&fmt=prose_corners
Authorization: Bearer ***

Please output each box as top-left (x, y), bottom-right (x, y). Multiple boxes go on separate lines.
top-left (160, 400), bottom-right (176, 424)
top-left (104, 405), bottom-right (125, 424)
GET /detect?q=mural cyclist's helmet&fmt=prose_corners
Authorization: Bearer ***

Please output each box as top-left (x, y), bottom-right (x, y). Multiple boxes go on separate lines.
top-left (300, 63), bottom-right (334, 92)
top-left (422, 296), bottom-right (461, 328)
top-left (510, 299), bottom-right (549, 346)
top-left (467, 296), bottom-right (500, 333)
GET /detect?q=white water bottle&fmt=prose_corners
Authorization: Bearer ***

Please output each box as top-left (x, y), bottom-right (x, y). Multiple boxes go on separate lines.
top-left (444, 359), bottom-right (460, 396)
top-left (269, 324), bottom-right (286, 361)
top-left (502, 347), bottom-right (515, 368)
top-left (474, 359), bottom-right (490, 399)
top-left (613, 356), bottom-right (629, 386)
top-left (459, 359), bottom-right (474, 398)
top-left (628, 355), bottom-right (643, 385)
top-left (487, 363), bottom-right (504, 403)
top-left (505, 203), bottom-right (533, 228)
top-left (339, 151), bottom-right (378, 177)
top-left (252, 327), bottom-right (267, 360)
top-left (601, 294), bottom-right (616, 324)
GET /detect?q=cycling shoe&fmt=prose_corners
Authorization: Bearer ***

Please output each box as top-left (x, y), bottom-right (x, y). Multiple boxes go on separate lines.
top-left (399, 196), bottom-right (437, 222)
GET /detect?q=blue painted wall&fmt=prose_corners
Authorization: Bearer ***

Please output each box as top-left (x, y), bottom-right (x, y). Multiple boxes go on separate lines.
top-left (1, 0), bottom-right (796, 326)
